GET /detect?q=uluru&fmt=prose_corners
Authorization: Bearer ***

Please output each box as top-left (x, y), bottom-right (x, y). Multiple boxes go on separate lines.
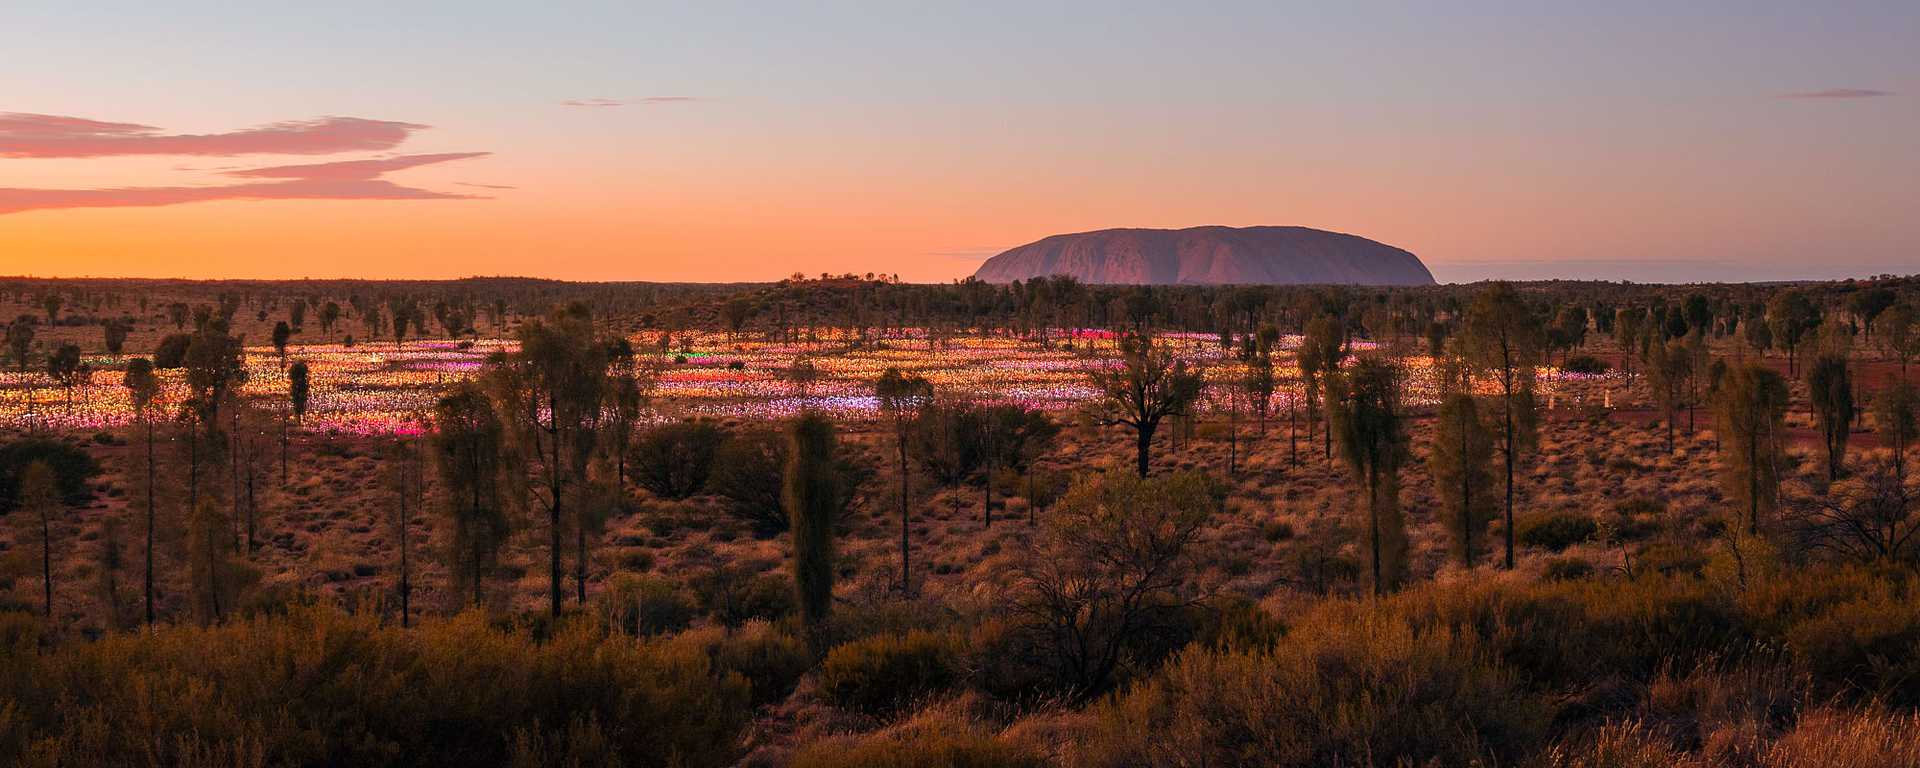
top-left (972, 225), bottom-right (1435, 286)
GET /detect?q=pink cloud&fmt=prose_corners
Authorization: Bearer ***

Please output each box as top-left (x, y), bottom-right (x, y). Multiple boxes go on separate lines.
top-left (1779, 88), bottom-right (1893, 99)
top-left (0, 152), bottom-right (492, 214)
top-left (0, 113), bottom-right (427, 158)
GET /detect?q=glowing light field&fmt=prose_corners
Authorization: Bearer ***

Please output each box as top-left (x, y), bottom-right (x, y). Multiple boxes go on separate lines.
top-left (0, 330), bottom-right (1604, 435)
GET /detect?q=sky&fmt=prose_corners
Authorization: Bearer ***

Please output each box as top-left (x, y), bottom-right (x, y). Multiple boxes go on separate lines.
top-left (1, 1), bottom-right (1915, 284)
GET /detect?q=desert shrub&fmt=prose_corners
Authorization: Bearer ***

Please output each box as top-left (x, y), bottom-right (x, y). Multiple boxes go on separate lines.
top-left (1519, 513), bottom-right (1599, 552)
top-left (630, 421), bottom-right (726, 499)
top-left (1782, 588), bottom-right (1920, 706)
top-left (0, 606), bottom-right (752, 767)
top-left (1544, 557), bottom-right (1596, 581)
top-left (1261, 519), bottom-right (1295, 542)
top-left (681, 620), bottom-right (811, 706)
top-left (1636, 540), bottom-right (1709, 577)
top-left (596, 574), bottom-right (698, 636)
top-left (791, 708), bottom-right (1047, 768)
top-left (0, 437), bottom-right (100, 513)
top-left (1067, 602), bottom-right (1552, 767)
top-left (1564, 355), bottom-right (1611, 375)
top-left (818, 630), bottom-right (964, 717)
top-left (152, 332), bottom-right (192, 368)
top-left (690, 565), bottom-right (795, 627)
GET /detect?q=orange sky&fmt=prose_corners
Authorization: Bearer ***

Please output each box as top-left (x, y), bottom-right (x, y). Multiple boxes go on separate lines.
top-left (3, 4), bottom-right (1915, 283)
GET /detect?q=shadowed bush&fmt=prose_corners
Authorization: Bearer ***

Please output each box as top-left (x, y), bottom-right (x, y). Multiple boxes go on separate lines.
top-left (0, 606), bottom-right (753, 768)
top-left (818, 629), bottom-right (965, 717)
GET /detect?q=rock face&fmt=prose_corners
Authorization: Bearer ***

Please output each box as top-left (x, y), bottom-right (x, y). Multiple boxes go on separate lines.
top-left (972, 226), bottom-right (1434, 286)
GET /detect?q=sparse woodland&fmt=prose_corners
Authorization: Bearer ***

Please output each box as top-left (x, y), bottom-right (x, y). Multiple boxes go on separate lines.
top-left (1, 273), bottom-right (1919, 767)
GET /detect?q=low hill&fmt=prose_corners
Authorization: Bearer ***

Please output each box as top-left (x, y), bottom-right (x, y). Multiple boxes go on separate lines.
top-left (972, 225), bottom-right (1434, 285)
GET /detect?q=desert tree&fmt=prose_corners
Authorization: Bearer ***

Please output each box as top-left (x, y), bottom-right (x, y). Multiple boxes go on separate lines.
top-left (1009, 470), bottom-right (1217, 700)
top-left (1613, 306), bottom-right (1645, 383)
top-left (46, 343), bottom-right (83, 411)
top-left (389, 436), bottom-right (421, 627)
top-left (168, 302), bottom-right (189, 330)
top-left (182, 322), bottom-right (247, 512)
top-left (1330, 357), bottom-right (1410, 595)
top-left (875, 367), bottom-right (933, 589)
top-left (1786, 458), bottom-right (1918, 564)
top-left (289, 299), bottom-right (307, 329)
top-left (7, 316), bottom-right (34, 372)
top-left (1873, 303), bottom-right (1916, 373)
top-left (94, 516), bottom-right (130, 630)
top-left (41, 293), bottom-right (63, 323)
top-left (1645, 338), bottom-right (1692, 453)
top-left (1848, 287), bottom-right (1896, 340)
top-left (1091, 333), bottom-right (1204, 477)
top-left (1806, 353), bottom-right (1853, 481)
top-left (980, 403), bottom-right (1060, 525)
top-left (1766, 290), bottom-right (1819, 376)
top-left (123, 357), bottom-right (161, 627)
top-left (271, 321), bottom-right (291, 368)
top-left (432, 384), bottom-right (510, 609)
top-left (602, 339), bottom-right (655, 487)
top-left (1430, 390), bottom-right (1497, 569)
top-left (785, 412), bottom-right (840, 634)
top-left (1297, 314), bottom-right (1344, 460)
top-left (17, 461), bottom-right (60, 618)
top-left (103, 318), bottom-right (130, 355)
top-left (1872, 379), bottom-right (1917, 487)
top-left (1717, 363), bottom-right (1790, 534)
top-left (1461, 281), bottom-right (1545, 569)
top-left (491, 302), bottom-right (608, 616)
top-left (288, 361), bottom-right (310, 423)
top-left (318, 301), bottom-right (341, 335)
top-left (1243, 345), bottom-right (1277, 436)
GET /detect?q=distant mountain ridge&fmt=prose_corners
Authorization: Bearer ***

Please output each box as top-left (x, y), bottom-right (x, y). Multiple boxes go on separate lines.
top-left (972, 225), bottom-right (1434, 286)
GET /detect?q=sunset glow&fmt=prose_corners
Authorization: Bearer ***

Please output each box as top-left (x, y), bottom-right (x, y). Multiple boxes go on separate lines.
top-left (4, 3), bottom-right (1914, 283)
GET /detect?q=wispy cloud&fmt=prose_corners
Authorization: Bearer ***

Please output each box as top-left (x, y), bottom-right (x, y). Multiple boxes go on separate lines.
top-left (1779, 88), bottom-right (1894, 100)
top-left (456, 181), bottom-right (517, 190)
top-left (0, 153), bottom-right (491, 214)
top-left (0, 113), bottom-right (427, 158)
top-left (559, 96), bottom-right (703, 107)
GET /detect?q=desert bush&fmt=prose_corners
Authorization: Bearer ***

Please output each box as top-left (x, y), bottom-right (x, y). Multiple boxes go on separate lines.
top-left (681, 620), bottom-right (811, 706)
top-left (1781, 587), bottom-right (1920, 706)
top-left (630, 421), bottom-right (726, 499)
top-left (690, 564), bottom-right (795, 627)
top-left (595, 574), bottom-right (698, 636)
top-left (1544, 557), bottom-right (1596, 581)
top-left (791, 707), bottom-right (1047, 768)
top-left (0, 437), bottom-right (100, 513)
top-left (1066, 603), bottom-right (1551, 767)
top-left (1519, 512), bottom-right (1599, 552)
top-left (1564, 355), bottom-right (1611, 375)
top-left (0, 606), bottom-right (752, 767)
top-left (817, 629), bottom-right (965, 716)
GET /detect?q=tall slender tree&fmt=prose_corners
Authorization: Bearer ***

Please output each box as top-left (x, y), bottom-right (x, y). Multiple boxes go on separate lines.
top-left (1807, 353), bottom-right (1854, 481)
top-left (432, 384), bottom-right (510, 609)
top-left (1430, 391), bottom-right (1496, 569)
top-left (1462, 282), bottom-right (1545, 569)
top-left (123, 357), bottom-right (160, 627)
top-left (1717, 363), bottom-right (1790, 533)
top-left (1330, 358), bottom-right (1409, 595)
top-left (785, 412), bottom-right (839, 634)
top-left (875, 367), bottom-right (933, 590)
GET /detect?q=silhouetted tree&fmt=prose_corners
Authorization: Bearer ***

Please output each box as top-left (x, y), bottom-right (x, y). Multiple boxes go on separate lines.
top-left (271, 321), bottom-right (291, 368)
top-left (1331, 358), bottom-right (1409, 595)
top-left (875, 367), bottom-right (933, 589)
top-left (1767, 290), bottom-right (1819, 376)
top-left (1430, 391), bottom-right (1496, 569)
top-left (103, 318), bottom-right (130, 354)
top-left (785, 413), bottom-right (839, 634)
top-left (1873, 380), bottom-right (1917, 488)
top-left (122, 357), bottom-right (160, 627)
top-left (1090, 334), bottom-right (1205, 477)
top-left (1462, 282), bottom-right (1545, 569)
top-left (432, 384), bottom-right (510, 609)
top-left (7, 316), bottom-right (34, 372)
top-left (1807, 353), bottom-right (1853, 481)
top-left (18, 461), bottom-right (59, 618)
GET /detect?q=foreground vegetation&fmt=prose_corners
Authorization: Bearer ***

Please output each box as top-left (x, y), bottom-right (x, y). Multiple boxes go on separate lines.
top-left (1, 273), bottom-right (1918, 765)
